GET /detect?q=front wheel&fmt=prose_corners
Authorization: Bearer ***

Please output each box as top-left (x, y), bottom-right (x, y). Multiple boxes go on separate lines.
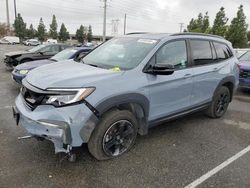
top-left (88, 110), bottom-right (138, 160)
top-left (205, 86), bottom-right (230, 118)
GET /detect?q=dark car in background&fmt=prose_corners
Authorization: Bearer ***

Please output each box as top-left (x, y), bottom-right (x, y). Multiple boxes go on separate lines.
top-left (4, 43), bottom-right (69, 68)
top-left (12, 46), bottom-right (94, 84)
top-left (238, 51), bottom-right (250, 89)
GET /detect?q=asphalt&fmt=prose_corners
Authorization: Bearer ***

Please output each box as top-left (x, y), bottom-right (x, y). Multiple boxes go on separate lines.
top-left (0, 45), bottom-right (250, 188)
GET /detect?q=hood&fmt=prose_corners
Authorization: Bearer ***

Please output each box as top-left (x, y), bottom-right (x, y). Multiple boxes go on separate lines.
top-left (239, 60), bottom-right (250, 70)
top-left (25, 61), bottom-right (124, 90)
top-left (15, 59), bottom-right (53, 70)
top-left (5, 50), bottom-right (31, 57)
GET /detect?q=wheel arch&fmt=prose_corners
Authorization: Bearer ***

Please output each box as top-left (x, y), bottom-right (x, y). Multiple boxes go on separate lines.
top-left (80, 93), bottom-right (150, 143)
top-left (214, 76), bottom-right (236, 102)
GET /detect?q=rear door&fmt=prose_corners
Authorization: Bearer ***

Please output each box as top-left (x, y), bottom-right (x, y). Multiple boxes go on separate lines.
top-left (189, 39), bottom-right (232, 106)
top-left (147, 39), bottom-right (194, 121)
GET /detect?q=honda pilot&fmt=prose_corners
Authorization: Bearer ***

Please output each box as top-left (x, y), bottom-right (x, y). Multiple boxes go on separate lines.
top-left (13, 33), bottom-right (239, 161)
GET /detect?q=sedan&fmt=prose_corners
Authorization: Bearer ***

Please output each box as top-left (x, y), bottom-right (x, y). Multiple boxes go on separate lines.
top-left (4, 43), bottom-right (70, 68)
top-left (12, 46), bottom-right (94, 84)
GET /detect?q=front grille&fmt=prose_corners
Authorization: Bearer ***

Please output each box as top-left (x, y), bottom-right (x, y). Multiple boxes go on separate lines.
top-left (21, 86), bottom-right (45, 110)
top-left (240, 69), bottom-right (250, 79)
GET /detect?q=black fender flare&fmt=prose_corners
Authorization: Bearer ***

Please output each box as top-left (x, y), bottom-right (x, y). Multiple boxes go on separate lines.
top-left (213, 75), bottom-right (236, 101)
top-left (80, 93), bottom-right (150, 142)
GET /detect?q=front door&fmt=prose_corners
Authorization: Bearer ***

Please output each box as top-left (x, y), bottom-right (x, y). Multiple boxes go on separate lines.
top-left (147, 40), bottom-right (194, 121)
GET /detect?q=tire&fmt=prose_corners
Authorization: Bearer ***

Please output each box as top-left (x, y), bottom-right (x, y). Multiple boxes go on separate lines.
top-left (88, 109), bottom-right (138, 160)
top-left (205, 86), bottom-right (230, 118)
top-left (28, 43), bottom-right (31, 46)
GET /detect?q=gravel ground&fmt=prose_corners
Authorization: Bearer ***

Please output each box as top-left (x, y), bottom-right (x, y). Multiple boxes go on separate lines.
top-left (0, 44), bottom-right (250, 188)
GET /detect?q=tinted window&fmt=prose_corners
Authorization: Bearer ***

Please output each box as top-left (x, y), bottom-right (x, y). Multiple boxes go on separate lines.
top-left (190, 40), bottom-right (214, 66)
top-left (214, 42), bottom-right (232, 61)
top-left (156, 40), bottom-right (188, 69)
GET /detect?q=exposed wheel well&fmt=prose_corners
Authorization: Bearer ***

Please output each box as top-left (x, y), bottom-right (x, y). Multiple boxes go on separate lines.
top-left (105, 103), bottom-right (148, 136)
top-left (222, 82), bottom-right (234, 101)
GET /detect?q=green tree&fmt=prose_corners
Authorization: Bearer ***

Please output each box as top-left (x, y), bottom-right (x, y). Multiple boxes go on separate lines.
top-left (26, 24), bottom-right (36, 38)
top-left (226, 5), bottom-right (248, 48)
top-left (76, 25), bottom-right (86, 43)
top-left (87, 25), bottom-right (93, 42)
top-left (13, 13), bottom-right (26, 40)
top-left (0, 23), bottom-right (8, 37)
top-left (49, 15), bottom-right (58, 39)
top-left (58, 23), bottom-right (69, 42)
top-left (187, 12), bottom-right (210, 33)
top-left (37, 18), bottom-right (46, 41)
top-left (211, 7), bottom-right (228, 37)
top-left (247, 31), bottom-right (250, 42)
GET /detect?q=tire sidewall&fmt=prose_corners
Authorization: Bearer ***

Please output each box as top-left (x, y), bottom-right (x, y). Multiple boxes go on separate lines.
top-left (88, 110), bottom-right (138, 160)
top-left (212, 87), bottom-right (230, 118)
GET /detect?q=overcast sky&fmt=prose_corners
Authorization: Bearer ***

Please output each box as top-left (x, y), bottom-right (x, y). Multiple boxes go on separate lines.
top-left (1, 0), bottom-right (250, 36)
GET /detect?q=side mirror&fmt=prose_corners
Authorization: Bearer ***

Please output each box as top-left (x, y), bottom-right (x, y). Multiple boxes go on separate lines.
top-left (145, 64), bottom-right (175, 75)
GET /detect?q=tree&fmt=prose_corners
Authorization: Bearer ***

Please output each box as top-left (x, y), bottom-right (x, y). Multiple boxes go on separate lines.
top-left (37, 18), bottom-right (46, 41)
top-left (187, 12), bottom-right (210, 33)
top-left (87, 25), bottom-right (93, 42)
top-left (247, 31), bottom-right (250, 42)
top-left (76, 25), bottom-right (86, 43)
top-left (13, 13), bottom-right (26, 40)
top-left (49, 15), bottom-right (58, 39)
top-left (226, 5), bottom-right (248, 48)
top-left (26, 24), bottom-right (36, 38)
top-left (58, 23), bottom-right (69, 42)
top-left (0, 23), bottom-right (8, 37)
top-left (211, 7), bottom-right (228, 37)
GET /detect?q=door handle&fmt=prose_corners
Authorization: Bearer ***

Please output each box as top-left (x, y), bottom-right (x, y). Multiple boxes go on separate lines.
top-left (184, 74), bottom-right (192, 78)
top-left (213, 67), bottom-right (219, 71)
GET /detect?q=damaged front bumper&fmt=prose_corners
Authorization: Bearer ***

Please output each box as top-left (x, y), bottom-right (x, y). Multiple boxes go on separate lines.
top-left (14, 94), bottom-right (94, 154)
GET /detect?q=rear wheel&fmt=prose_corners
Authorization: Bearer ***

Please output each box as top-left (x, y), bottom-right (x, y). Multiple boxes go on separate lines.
top-left (205, 86), bottom-right (230, 118)
top-left (88, 110), bottom-right (138, 160)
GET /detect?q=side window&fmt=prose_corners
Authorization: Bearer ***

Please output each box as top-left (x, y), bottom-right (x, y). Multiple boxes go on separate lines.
top-left (190, 40), bottom-right (214, 66)
top-left (213, 42), bottom-right (232, 61)
top-left (50, 45), bottom-right (60, 53)
top-left (156, 40), bottom-right (188, 69)
top-left (61, 45), bottom-right (68, 50)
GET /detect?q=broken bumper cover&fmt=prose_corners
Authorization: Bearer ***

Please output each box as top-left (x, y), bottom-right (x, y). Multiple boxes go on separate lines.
top-left (14, 94), bottom-right (93, 153)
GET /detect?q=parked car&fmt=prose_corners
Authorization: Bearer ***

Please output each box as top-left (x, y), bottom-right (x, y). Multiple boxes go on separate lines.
top-left (0, 36), bottom-right (20, 45)
top-left (234, 48), bottom-right (250, 58)
top-left (12, 46), bottom-right (94, 84)
top-left (44, 39), bottom-right (58, 44)
top-left (4, 43), bottom-right (70, 68)
top-left (13, 33), bottom-right (239, 161)
top-left (23, 39), bottom-right (40, 46)
top-left (238, 51), bottom-right (250, 89)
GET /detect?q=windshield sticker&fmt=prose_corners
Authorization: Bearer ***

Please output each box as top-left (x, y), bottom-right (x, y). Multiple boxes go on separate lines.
top-left (110, 67), bottom-right (121, 72)
top-left (137, 39), bottom-right (157, 44)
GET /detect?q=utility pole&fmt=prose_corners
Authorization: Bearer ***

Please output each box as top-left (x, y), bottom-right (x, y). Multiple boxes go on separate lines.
top-left (111, 19), bottom-right (119, 36)
top-left (14, 0), bottom-right (17, 19)
top-left (102, 0), bottom-right (107, 42)
top-left (6, 0), bottom-right (10, 33)
top-left (179, 23), bottom-right (184, 33)
top-left (123, 14), bottom-right (127, 35)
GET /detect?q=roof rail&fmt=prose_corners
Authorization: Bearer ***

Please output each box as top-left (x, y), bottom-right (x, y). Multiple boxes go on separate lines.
top-left (126, 32), bottom-right (150, 35)
top-left (171, 32), bottom-right (224, 39)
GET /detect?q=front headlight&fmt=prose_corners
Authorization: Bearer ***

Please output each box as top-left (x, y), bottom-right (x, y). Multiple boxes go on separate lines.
top-left (19, 69), bottom-right (29, 75)
top-left (43, 88), bottom-right (95, 107)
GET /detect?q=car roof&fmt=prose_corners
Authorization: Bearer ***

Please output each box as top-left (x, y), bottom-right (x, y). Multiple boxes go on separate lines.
top-left (124, 32), bottom-right (229, 44)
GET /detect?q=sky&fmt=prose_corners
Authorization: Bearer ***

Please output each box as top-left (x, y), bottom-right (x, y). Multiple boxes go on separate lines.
top-left (1, 0), bottom-right (250, 36)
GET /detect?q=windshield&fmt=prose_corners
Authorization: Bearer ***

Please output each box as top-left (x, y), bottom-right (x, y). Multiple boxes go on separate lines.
top-left (51, 48), bottom-right (77, 61)
top-left (239, 51), bottom-right (250, 61)
top-left (83, 37), bottom-right (158, 70)
top-left (28, 44), bottom-right (46, 52)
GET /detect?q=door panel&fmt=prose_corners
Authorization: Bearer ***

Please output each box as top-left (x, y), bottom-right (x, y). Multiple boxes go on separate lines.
top-left (147, 40), bottom-right (193, 121)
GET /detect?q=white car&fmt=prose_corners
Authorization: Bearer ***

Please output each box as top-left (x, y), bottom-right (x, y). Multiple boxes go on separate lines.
top-left (0, 36), bottom-right (20, 45)
top-left (43, 39), bottom-right (58, 44)
top-left (23, 39), bottom-right (40, 46)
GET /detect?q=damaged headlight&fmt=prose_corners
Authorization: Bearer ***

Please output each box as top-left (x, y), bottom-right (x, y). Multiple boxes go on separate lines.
top-left (43, 88), bottom-right (95, 107)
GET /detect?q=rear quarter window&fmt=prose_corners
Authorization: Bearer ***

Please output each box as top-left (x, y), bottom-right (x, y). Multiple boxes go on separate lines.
top-left (213, 42), bottom-right (233, 62)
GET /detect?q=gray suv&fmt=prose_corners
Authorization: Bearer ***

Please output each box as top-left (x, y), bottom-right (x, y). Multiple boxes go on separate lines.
top-left (13, 33), bottom-right (239, 161)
